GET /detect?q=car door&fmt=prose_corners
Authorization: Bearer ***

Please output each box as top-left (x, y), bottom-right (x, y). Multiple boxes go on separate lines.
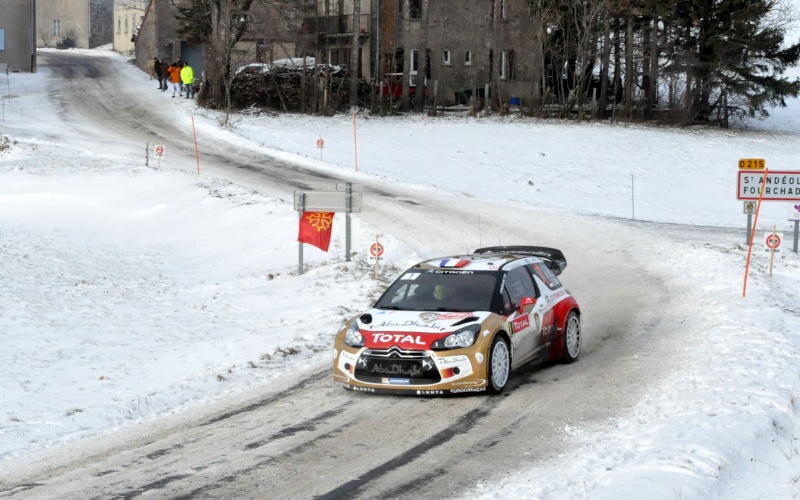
top-left (502, 266), bottom-right (542, 368)
top-left (527, 263), bottom-right (564, 349)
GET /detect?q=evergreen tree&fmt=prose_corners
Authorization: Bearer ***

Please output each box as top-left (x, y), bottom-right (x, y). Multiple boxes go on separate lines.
top-left (671, 0), bottom-right (800, 123)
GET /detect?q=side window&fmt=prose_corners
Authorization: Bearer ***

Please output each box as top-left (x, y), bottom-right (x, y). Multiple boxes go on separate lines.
top-left (528, 263), bottom-right (562, 289)
top-left (503, 267), bottom-right (538, 311)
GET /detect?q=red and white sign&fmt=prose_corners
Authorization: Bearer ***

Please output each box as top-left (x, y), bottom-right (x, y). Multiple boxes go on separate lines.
top-left (370, 243), bottom-right (384, 258)
top-left (154, 144), bottom-right (165, 157)
top-left (738, 171), bottom-right (800, 201)
top-left (764, 232), bottom-right (783, 252)
top-left (316, 137), bottom-right (325, 148)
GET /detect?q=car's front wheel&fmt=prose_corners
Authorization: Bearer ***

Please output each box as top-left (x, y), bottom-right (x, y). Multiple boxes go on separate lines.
top-left (561, 311), bottom-right (581, 363)
top-left (487, 335), bottom-right (510, 394)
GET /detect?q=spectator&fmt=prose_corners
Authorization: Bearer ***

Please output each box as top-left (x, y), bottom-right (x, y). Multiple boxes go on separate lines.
top-left (168, 62), bottom-right (182, 98)
top-left (160, 59), bottom-right (170, 92)
top-left (153, 58), bottom-right (164, 90)
top-left (180, 62), bottom-right (195, 99)
top-left (176, 57), bottom-right (184, 92)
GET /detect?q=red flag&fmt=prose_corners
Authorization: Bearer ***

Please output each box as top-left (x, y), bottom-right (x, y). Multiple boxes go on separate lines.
top-left (298, 212), bottom-right (335, 251)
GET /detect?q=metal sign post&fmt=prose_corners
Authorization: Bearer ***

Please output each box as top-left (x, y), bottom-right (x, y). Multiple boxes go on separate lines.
top-left (789, 203), bottom-right (800, 253)
top-left (297, 192), bottom-right (305, 275)
top-left (744, 201), bottom-right (756, 245)
top-left (345, 183), bottom-right (352, 262)
top-left (294, 183), bottom-right (363, 273)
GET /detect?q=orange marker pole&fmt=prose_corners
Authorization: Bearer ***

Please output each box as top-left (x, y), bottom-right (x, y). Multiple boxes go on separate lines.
top-left (742, 168), bottom-right (769, 297)
top-left (191, 115), bottom-right (200, 176)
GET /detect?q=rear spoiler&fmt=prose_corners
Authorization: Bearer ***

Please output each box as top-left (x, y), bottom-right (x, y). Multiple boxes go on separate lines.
top-left (474, 246), bottom-right (567, 276)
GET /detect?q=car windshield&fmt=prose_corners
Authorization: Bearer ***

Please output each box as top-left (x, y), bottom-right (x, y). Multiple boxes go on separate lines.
top-left (374, 270), bottom-right (498, 312)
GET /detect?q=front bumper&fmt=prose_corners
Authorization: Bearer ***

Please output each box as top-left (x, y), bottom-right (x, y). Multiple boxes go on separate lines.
top-left (333, 345), bottom-right (489, 395)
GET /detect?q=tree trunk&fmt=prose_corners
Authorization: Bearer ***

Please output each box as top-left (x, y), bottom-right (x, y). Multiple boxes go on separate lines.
top-left (624, 12), bottom-right (634, 119)
top-left (350, 0), bottom-right (361, 107)
top-left (647, 11), bottom-right (657, 119)
top-left (401, 0), bottom-right (411, 111)
top-left (597, 14), bottom-right (611, 119)
top-left (415, 0), bottom-right (429, 112)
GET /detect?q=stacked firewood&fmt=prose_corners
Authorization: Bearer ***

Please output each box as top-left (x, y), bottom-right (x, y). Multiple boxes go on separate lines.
top-left (230, 71), bottom-right (375, 112)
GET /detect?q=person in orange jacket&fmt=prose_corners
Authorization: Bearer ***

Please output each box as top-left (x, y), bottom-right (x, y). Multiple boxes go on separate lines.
top-left (168, 62), bottom-right (182, 98)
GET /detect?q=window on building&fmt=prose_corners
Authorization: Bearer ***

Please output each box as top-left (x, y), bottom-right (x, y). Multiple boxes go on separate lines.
top-left (501, 0), bottom-right (508, 19)
top-left (442, 49), bottom-right (451, 66)
top-left (132, 14), bottom-right (137, 31)
top-left (0, 29), bottom-right (5, 51)
top-left (400, 0), bottom-right (422, 18)
top-left (464, 50), bottom-right (472, 66)
top-left (125, 17), bottom-right (128, 33)
top-left (411, 0), bottom-right (421, 18)
top-left (117, 17), bottom-right (121, 34)
top-left (500, 50), bottom-right (515, 80)
top-left (53, 20), bottom-right (61, 37)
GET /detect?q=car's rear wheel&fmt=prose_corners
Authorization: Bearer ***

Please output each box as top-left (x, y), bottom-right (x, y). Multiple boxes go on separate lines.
top-left (561, 311), bottom-right (581, 363)
top-left (487, 335), bottom-right (510, 394)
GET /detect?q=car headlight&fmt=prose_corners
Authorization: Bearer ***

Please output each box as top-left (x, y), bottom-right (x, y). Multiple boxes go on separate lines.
top-left (344, 322), bottom-right (364, 348)
top-left (431, 324), bottom-right (480, 350)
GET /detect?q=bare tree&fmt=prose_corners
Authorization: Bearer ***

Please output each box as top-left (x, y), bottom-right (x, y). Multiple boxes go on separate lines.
top-left (414, 0), bottom-right (429, 112)
top-left (400, 0), bottom-right (411, 111)
top-left (349, 0), bottom-right (361, 107)
top-left (38, 27), bottom-right (54, 48)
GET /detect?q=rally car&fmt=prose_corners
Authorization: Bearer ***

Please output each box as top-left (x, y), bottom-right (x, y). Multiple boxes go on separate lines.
top-left (332, 246), bottom-right (581, 395)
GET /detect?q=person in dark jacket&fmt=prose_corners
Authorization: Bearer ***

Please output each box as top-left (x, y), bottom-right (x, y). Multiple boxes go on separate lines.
top-left (160, 59), bottom-right (170, 92)
top-left (176, 57), bottom-right (184, 92)
top-left (153, 58), bottom-right (164, 89)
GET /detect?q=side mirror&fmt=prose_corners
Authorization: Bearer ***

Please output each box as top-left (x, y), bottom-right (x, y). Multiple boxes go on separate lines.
top-left (519, 296), bottom-right (536, 314)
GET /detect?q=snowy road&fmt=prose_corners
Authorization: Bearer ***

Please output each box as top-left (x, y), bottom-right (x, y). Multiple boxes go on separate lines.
top-left (1, 51), bottom-right (693, 498)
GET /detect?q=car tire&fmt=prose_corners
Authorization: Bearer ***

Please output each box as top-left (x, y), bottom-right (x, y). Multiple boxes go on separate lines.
top-left (487, 335), bottom-right (510, 394)
top-left (561, 311), bottom-right (581, 363)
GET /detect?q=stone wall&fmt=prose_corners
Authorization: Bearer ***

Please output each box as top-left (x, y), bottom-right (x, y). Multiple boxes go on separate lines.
top-left (89, 0), bottom-right (114, 48)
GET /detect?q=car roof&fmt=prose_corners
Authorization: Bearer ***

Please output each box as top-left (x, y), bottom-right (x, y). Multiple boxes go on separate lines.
top-left (411, 246), bottom-right (567, 275)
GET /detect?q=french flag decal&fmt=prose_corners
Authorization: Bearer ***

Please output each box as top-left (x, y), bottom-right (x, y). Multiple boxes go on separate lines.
top-left (439, 259), bottom-right (470, 268)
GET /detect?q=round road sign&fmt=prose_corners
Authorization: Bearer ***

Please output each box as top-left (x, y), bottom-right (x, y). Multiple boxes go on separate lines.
top-left (316, 138), bottom-right (325, 148)
top-left (766, 233), bottom-right (781, 249)
top-left (155, 145), bottom-right (165, 156)
top-left (370, 243), bottom-right (384, 257)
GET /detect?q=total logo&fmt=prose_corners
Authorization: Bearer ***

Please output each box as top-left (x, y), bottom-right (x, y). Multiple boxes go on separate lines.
top-left (369, 333), bottom-right (426, 346)
top-left (508, 314), bottom-right (530, 335)
top-left (367, 333), bottom-right (428, 349)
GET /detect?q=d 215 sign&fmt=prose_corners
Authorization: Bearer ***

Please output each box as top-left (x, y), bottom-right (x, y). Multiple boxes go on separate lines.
top-left (738, 171), bottom-right (800, 201)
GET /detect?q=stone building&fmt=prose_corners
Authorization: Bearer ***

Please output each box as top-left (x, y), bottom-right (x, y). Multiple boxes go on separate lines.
top-left (0, 0), bottom-right (36, 72)
top-left (36, 0), bottom-right (113, 49)
top-left (133, 0), bottom-right (193, 78)
top-left (133, 0), bottom-right (310, 84)
top-left (305, 0), bottom-right (553, 107)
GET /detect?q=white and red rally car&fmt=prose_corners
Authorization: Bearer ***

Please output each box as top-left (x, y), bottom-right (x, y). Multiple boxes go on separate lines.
top-left (333, 246), bottom-right (581, 395)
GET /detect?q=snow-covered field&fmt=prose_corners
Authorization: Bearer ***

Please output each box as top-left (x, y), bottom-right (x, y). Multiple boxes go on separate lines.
top-left (1, 46), bottom-right (800, 498)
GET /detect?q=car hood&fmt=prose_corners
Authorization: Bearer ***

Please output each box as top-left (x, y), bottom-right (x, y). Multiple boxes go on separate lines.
top-left (356, 309), bottom-right (491, 350)
top-left (359, 309), bottom-right (489, 331)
